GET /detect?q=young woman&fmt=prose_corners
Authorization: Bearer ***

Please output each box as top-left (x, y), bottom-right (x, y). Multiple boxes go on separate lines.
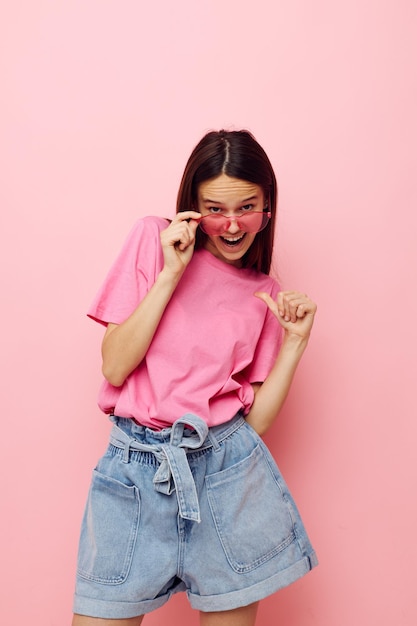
top-left (72, 130), bottom-right (318, 626)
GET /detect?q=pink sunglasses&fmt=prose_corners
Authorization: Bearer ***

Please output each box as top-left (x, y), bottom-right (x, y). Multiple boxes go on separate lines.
top-left (196, 210), bottom-right (271, 236)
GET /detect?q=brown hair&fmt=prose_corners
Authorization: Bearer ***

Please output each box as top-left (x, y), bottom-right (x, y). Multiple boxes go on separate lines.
top-left (176, 130), bottom-right (277, 274)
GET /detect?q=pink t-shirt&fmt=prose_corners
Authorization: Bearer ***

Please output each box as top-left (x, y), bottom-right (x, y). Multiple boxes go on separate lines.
top-left (88, 216), bottom-right (282, 429)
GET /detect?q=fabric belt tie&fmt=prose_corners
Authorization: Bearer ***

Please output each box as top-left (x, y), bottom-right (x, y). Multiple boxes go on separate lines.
top-left (109, 414), bottom-right (209, 523)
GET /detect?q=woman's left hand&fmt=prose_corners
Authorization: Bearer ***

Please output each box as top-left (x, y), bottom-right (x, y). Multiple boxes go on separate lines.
top-left (255, 290), bottom-right (317, 340)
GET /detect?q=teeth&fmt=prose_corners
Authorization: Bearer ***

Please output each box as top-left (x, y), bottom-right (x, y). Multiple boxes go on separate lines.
top-left (222, 235), bottom-right (244, 242)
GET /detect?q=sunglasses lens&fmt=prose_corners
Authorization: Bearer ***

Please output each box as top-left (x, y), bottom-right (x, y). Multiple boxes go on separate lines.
top-left (198, 215), bottom-right (227, 235)
top-left (198, 212), bottom-right (270, 236)
top-left (242, 212), bottom-right (264, 232)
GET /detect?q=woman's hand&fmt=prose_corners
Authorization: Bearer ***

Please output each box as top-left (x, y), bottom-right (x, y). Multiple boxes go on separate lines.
top-left (247, 290), bottom-right (317, 434)
top-left (160, 211), bottom-right (201, 276)
top-left (255, 290), bottom-right (317, 340)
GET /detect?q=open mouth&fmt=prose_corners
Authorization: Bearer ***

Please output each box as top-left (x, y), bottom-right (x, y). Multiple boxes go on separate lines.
top-left (219, 233), bottom-right (246, 247)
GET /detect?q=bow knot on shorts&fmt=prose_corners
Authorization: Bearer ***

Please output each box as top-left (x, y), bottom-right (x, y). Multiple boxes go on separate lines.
top-left (110, 414), bottom-right (211, 522)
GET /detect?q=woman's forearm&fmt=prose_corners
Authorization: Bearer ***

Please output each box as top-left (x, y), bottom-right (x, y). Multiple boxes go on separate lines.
top-left (245, 333), bottom-right (309, 436)
top-left (101, 268), bottom-right (181, 387)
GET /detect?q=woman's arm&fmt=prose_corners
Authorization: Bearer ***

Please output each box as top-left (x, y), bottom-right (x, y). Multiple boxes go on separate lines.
top-left (245, 291), bottom-right (317, 436)
top-left (101, 211), bottom-right (201, 387)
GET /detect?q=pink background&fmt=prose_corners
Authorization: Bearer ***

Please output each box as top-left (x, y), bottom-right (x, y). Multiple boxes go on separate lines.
top-left (1, 1), bottom-right (416, 624)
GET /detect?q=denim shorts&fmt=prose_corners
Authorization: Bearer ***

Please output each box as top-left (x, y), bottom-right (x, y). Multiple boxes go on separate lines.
top-left (73, 412), bottom-right (318, 618)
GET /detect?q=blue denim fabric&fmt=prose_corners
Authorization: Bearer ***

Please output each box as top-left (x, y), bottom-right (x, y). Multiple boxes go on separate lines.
top-left (73, 413), bottom-right (318, 618)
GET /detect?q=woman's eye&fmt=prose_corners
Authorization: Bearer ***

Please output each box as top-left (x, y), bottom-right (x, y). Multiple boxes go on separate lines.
top-left (241, 204), bottom-right (254, 212)
top-left (209, 207), bottom-right (223, 214)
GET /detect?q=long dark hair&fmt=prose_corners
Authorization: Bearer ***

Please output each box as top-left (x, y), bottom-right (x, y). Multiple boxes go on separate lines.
top-left (176, 130), bottom-right (277, 274)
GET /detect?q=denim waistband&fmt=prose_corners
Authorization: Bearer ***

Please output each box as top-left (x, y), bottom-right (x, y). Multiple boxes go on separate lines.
top-left (109, 413), bottom-right (245, 523)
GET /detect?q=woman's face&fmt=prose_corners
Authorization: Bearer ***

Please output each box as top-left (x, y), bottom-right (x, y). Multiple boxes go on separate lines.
top-left (196, 173), bottom-right (266, 267)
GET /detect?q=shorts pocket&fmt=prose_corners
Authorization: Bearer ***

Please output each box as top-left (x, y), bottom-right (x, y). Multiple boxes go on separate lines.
top-left (77, 469), bottom-right (140, 584)
top-left (206, 444), bottom-right (296, 573)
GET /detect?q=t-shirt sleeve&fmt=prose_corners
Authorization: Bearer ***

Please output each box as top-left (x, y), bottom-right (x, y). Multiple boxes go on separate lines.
top-left (87, 217), bottom-right (167, 326)
top-left (245, 281), bottom-right (283, 383)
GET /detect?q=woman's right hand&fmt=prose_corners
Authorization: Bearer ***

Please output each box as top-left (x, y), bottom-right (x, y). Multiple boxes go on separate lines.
top-left (160, 211), bottom-right (201, 276)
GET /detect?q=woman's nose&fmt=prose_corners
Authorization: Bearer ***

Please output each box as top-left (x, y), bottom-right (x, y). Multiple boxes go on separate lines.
top-left (225, 217), bottom-right (241, 233)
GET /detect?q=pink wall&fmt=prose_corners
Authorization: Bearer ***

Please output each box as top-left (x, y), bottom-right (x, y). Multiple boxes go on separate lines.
top-left (1, 1), bottom-right (416, 624)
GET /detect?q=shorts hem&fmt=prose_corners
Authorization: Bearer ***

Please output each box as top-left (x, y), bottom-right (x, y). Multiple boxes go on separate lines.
top-left (73, 553), bottom-right (318, 618)
top-left (73, 591), bottom-right (171, 619)
top-left (188, 552), bottom-right (318, 612)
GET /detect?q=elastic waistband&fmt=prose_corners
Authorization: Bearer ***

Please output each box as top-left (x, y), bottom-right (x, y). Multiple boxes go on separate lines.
top-left (108, 412), bottom-right (245, 523)
top-left (110, 412), bottom-right (245, 449)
